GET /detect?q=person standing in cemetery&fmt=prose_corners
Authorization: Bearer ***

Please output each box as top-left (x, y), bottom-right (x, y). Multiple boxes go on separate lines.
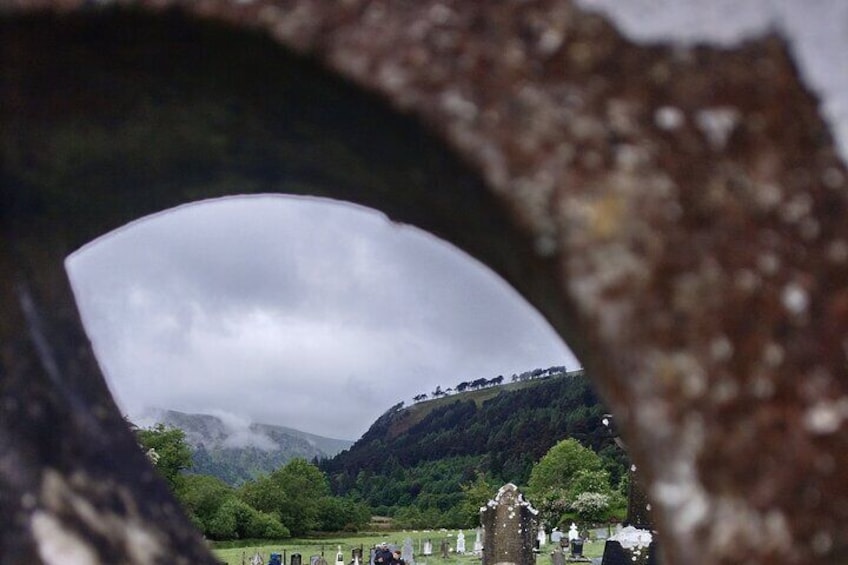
top-left (389, 550), bottom-right (405, 565)
top-left (374, 543), bottom-right (393, 565)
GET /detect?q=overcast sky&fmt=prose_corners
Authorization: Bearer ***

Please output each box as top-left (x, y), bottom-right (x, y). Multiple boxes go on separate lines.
top-left (67, 196), bottom-right (577, 441)
top-left (66, 1), bottom-right (848, 443)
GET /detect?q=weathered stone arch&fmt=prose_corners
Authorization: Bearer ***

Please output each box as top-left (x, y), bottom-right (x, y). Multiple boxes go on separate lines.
top-left (2, 2), bottom-right (847, 564)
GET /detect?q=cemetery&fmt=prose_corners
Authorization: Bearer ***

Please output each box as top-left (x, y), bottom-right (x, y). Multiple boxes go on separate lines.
top-left (212, 482), bottom-right (648, 565)
top-left (210, 523), bottom-right (624, 565)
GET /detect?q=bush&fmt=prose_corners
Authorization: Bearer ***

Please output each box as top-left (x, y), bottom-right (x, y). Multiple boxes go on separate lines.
top-left (569, 492), bottom-right (610, 523)
top-left (246, 510), bottom-right (290, 539)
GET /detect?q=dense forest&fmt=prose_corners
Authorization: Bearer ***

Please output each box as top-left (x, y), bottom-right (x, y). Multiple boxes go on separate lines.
top-left (319, 371), bottom-right (627, 521)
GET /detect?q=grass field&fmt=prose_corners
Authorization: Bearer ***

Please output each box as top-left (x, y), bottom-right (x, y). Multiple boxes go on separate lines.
top-left (212, 530), bottom-right (605, 565)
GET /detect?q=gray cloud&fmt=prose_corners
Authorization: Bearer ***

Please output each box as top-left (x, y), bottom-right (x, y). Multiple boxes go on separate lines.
top-left (67, 195), bottom-right (577, 440)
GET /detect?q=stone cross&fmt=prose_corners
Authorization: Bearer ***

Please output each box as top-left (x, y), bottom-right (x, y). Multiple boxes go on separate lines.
top-left (474, 527), bottom-right (484, 555)
top-left (480, 483), bottom-right (539, 565)
top-left (456, 530), bottom-right (466, 554)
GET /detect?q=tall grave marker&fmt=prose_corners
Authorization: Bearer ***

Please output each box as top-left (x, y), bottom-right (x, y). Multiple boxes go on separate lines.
top-left (600, 415), bottom-right (658, 565)
top-left (474, 527), bottom-right (484, 555)
top-left (402, 538), bottom-right (415, 565)
top-left (480, 483), bottom-right (539, 565)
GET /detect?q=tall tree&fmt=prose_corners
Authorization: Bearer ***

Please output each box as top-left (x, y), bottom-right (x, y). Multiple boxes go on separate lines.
top-left (136, 423), bottom-right (193, 491)
top-left (240, 458), bottom-right (331, 535)
top-left (177, 474), bottom-right (235, 534)
top-left (527, 438), bottom-right (604, 496)
top-left (238, 473), bottom-right (289, 514)
top-left (527, 438), bottom-right (608, 527)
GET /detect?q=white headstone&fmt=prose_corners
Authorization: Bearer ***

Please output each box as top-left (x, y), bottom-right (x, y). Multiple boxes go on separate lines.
top-left (335, 546), bottom-right (344, 565)
top-left (456, 530), bottom-right (466, 554)
top-left (474, 527), bottom-right (484, 554)
top-left (537, 525), bottom-right (546, 546)
top-left (568, 523), bottom-right (579, 542)
top-left (551, 527), bottom-right (563, 544)
top-left (422, 540), bottom-right (432, 556)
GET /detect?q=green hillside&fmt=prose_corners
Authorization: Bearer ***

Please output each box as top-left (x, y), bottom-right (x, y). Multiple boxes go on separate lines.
top-left (319, 370), bottom-right (626, 520)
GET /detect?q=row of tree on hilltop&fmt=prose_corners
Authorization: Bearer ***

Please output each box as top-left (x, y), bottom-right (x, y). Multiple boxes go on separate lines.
top-left (412, 365), bottom-right (575, 402)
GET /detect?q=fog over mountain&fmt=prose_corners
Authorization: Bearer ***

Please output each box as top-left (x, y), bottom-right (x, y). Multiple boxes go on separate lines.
top-left (138, 408), bottom-right (354, 484)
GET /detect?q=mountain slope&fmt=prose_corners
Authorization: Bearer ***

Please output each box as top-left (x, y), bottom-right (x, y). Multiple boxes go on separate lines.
top-left (321, 370), bottom-right (626, 510)
top-left (143, 409), bottom-right (353, 485)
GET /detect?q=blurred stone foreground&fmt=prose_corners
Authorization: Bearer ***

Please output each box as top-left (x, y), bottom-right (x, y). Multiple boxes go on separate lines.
top-left (2, 1), bottom-right (848, 564)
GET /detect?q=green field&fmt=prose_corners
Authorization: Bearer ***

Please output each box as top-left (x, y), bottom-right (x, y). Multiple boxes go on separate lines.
top-left (212, 531), bottom-right (605, 565)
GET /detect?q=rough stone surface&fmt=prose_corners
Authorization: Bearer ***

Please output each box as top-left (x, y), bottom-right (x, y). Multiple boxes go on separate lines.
top-left (2, 1), bottom-right (848, 564)
top-left (480, 484), bottom-right (538, 565)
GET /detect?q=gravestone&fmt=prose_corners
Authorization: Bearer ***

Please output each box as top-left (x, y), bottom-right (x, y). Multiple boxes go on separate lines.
top-left (352, 548), bottom-right (363, 565)
top-left (568, 524), bottom-right (579, 542)
top-left (600, 527), bottom-right (656, 565)
top-left (550, 528), bottom-right (563, 548)
top-left (600, 416), bottom-right (657, 565)
top-left (456, 530), bottom-right (466, 554)
top-left (440, 539), bottom-right (449, 559)
top-left (291, 553), bottom-right (302, 565)
top-left (537, 525), bottom-right (547, 547)
top-left (369, 548), bottom-right (376, 565)
top-left (270, 554), bottom-right (283, 565)
top-left (569, 538), bottom-right (587, 562)
top-left (550, 546), bottom-right (565, 565)
top-left (310, 554), bottom-right (324, 565)
top-left (402, 537), bottom-right (415, 565)
top-left (422, 540), bottom-right (432, 556)
top-left (474, 527), bottom-right (484, 554)
top-left (480, 483), bottom-right (538, 565)
top-left (335, 546), bottom-right (345, 565)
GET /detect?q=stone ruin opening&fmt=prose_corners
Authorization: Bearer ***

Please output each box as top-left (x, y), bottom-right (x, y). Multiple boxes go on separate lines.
top-left (2, 8), bottom-right (577, 563)
top-left (3, 3), bottom-right (848, 564)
